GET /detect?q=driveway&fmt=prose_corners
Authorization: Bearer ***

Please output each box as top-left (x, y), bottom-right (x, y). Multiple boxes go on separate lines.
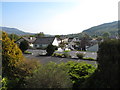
top-left (24, 49), bottom-right (98, 67)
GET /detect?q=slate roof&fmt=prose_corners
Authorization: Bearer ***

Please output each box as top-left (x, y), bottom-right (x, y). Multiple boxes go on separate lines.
top-left (33, 37), bottom-right (55, 44)
top-left (57, 36), bottom-right (68, 41)
top-left (15, 37), bottom-right (36, 43)
top-left (22, 37), bottom-right (36, 43)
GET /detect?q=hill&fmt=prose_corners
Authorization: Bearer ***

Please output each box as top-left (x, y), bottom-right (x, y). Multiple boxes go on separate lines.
top-left (0, 27), bottom-right (34, 35)
top-left (65, 21), bottom-right (118, 38)
top-left (82, 21), bottom-right (118, 36)
top-left (1, 21), bottom-right (118, 37)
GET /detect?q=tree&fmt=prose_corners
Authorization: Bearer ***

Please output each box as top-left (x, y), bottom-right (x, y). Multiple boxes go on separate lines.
top-left (83, 33), bottom-right (90, 39)
top-left (2, 32), bottom-right (24, 78)
top-left (102, 32), bottom-right (110, 39)
top-left (65, 61), bottom-right (96, 88)
top-left (8, 34), bottom-right (20, 41)
top-left (19, 40), bottom-right (29, 52)
top-left (80, 33), bottom-right (91, 51)
top-left (2, 32), bottom-right (39, 88)
top-left (80, 37), bottom-right (89, 51)
top-left (35, 32), bottom-right (45, 37)
top-left (46, 44), bottom-right (57, 56)
top-left (118, 29), bottom-right (120, 39)
top-left (55, 35), bottom-right (60, 38)
top-left (82, 40), bottom-right (120, 88)
top-left (24, 62), bottom-right (72, 88)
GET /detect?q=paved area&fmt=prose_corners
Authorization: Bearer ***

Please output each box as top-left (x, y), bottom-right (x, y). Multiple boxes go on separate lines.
top-left (24, 49), bottom-right (98, 67)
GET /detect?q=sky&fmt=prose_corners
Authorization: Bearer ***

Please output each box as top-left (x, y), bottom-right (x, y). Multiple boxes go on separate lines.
top-left (1, 0), bottom-right (119, 35)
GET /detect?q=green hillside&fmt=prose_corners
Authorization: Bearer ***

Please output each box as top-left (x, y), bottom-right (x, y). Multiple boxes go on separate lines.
top-left (0, 27), bottom-right (34, 35)
top-left (82, 21), bottom-right (118, 36)
top-left (65, 21), bottom-right (118, 38)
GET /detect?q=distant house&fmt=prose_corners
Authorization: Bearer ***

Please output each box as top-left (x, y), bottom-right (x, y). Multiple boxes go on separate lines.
top-left (33, 37), bottom-right (58, 49)
top-left (57, 36), bottom-right (68, 44)
top-left (15, 37), bottom-right (36, 47)
top-left (89, 39), bottom-right (98, 46)
top-left (86, 43), bottom-right (99, 52)
top-left (109, 35), bottom-right (119, 39)
top-left (67, 37), bottom-right (80, 50)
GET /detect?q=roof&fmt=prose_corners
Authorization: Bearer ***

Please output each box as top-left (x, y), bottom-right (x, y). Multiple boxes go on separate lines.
top-left (57, 36), bottom-right (68, 41)
top-left (15, 37), bottom-right (36, 43)
top-left (22, 37), bottom-right (36, 43)
top-left (33, 37), bottom-right (55, 44)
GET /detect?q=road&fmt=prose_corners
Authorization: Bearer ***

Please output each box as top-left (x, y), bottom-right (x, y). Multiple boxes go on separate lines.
top-left (24, 49), bottom-right (98, 67)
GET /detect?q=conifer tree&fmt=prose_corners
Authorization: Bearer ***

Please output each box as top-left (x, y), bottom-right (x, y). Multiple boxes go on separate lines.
top-left (2, 32), bottom-right (24, 78)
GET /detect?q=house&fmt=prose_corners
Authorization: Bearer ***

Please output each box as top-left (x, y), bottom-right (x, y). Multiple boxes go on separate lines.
top-left (33, 37), bottom-right (59, 49)
top-left (67, 37), bottom-right (80, 50)
top-left (86, 43), bottom-right (99, 52)
top-left (89, 38), bottom-right (98, 46)
top-left (57, 36), bottom-right (68, 44)
top-left (15, 37), bottom-right (36, 47)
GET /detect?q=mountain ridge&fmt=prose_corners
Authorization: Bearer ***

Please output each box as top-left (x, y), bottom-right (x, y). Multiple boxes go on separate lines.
top-left (65, 21), bottom-right (118, 38)
top-left (82, 21), bottom-right (118, 36)
top-left (0, 21), bottom-right (118, 37)
top-left (0, 27), bottom-right (34, 35)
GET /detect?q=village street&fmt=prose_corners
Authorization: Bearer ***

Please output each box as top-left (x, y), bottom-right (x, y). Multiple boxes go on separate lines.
top-left (24, 49), bottom-right (98, 67)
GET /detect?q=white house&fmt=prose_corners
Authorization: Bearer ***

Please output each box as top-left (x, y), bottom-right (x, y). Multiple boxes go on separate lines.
top-left (57, 36), bottom-right (68, 44)
top-left (67, 37), bottom-right (80, 50)
top-left (33, 37), bottom-right (59, 49)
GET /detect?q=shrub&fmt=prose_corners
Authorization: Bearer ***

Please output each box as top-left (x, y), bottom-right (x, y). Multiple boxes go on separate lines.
top-left (24, 62), bottom-right (72, 88)
top-left (19, 40), bottom-right (29, 52)
top-left (83, 57), bottom-right (95, 60)
top-left (65, 61), bottom-right (96, 88)
top-left (76, 53), bottom-right (85, 59)
top-left (52, 53), bottom-right (71, 58)
top-left (46, 44), bottom-right (57, 56)
top-left (64, 50), bottom-right (71, 53)
top-left (63, 53), bottom-right (71, 58)
top-left (24, 51), bottom-right (32, 54)
top-left (52, 53), bottom-right (64, 58)
top-left (17, 59), bottom-right (40, 78)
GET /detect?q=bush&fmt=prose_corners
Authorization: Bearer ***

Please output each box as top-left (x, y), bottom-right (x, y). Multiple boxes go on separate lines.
top-left (63, 53), bottom-right (71, 58)
top-left (76, 53), bottom-right (85, 59)
top-left (24, 51), bottom-right (32, 54)
top-left (52, 53), bottom-right (64, 58)
top-left (83, 57), bottom-right (95, 60)
top-left (65, 61), bottom-right (96, 88)
top-left (64, 50), bottom-right (71, 53)
top-left (19, 61), bottom-right (96, 88)
top-left (19, 40), bottom-right (29, 52)
top-left (17, 59), bottom-right (40, 78)
top-left (24, 62), bottom-right (72, 88)
top-left (46, 44), bottom-right (57, 56)
top-left (52, 53), bottom-right (71, 58)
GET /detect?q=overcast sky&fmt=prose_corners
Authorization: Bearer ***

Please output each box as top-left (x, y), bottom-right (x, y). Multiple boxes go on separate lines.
top-left (1, 0), bottom-right (119, 35)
